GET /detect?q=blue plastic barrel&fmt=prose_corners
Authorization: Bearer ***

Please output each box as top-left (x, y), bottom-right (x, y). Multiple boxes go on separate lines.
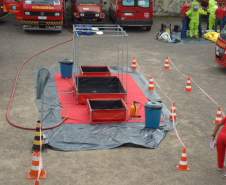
top-left (59, 59), bottom-right (73, 78)
top-left (145, 101), bottom-right (162, 129)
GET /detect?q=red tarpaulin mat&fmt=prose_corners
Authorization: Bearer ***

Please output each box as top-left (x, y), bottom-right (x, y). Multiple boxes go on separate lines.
top-left (55, 73), bottom-right (148, 124)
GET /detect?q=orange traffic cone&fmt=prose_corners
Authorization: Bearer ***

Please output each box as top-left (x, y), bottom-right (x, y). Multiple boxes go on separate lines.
top-left (148, 77), bottom-right (155, 91)
top-left (214, 107), bottom-right (223, 124)
top-left (169, 102), bottom-right (177, 122)
top-left (164, 57), bottom-right (171, 71)
top-left (131, 57), bottom-right (138, 71)
top-left (185, 76), bottom-right (192, 92)
top-left (27, 151), bottom-right (47, 180)
top-left (177, 147), bottom-right (190, 171)
top-left (34, 180), bottom-right (40, 185)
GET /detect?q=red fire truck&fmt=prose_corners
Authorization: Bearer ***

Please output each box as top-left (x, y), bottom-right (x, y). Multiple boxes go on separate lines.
top-left (71, 0), bottom-right (106, 23)
top-left (0, 0), bottom-right (7, 16)
top-left (216, 28), bottom-right (226, 67)
top-left (4, 0), bottom-right (65, 31)
top-left (109, 0), bottom-right (153, 31)
top-left (0, 0), bottom-right (4, 16)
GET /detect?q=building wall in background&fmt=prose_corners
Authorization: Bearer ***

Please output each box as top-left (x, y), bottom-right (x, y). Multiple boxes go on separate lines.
top-left (154, 0), bottom-right (191, 16)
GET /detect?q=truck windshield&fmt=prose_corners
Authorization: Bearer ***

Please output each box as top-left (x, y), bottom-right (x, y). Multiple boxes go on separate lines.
top-left (122, 0), bottom-right (135, 6)
top-left (122, 0), bottom-right (150, 7)
top-left (137, 0), bottom-right (149, 7)
top-left (77, 0), bottom-right (101, 4)
top-left (26, 0), bottom-right (60, 5)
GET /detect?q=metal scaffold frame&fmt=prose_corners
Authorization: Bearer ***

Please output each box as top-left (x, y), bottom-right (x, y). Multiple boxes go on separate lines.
top-left (72, 24), bottom-right (129, 99)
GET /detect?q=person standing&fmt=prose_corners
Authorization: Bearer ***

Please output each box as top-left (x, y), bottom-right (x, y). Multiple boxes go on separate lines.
top-left (199, 0), bottom-right (209, 37)
top-left (215, 2), bottom-right (225, 31)
top-left (208, 0), bottom-right (218, 30)
top-left (223, 4), bottom-right (226, 29)
top-left (181, 0), bottom-right (191, 39)
top-left (186, 0), bottom-right (207, 38)
top-left (212, 116), bottom-right (226, 176)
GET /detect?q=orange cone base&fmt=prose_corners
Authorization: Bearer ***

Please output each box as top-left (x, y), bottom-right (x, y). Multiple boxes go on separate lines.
top-left (215, 120), bottom-right (222, 124)
top-left (164, 67), bottom-right (171, 71)
top-left (131, 67), bottom-right (137, 71)
top-left (27, 170), bottom-right (47, 180)
top-left (35, 180), bottom-right (40, 185)
top-left (185, 88), bottom-right (192, 92)
top-left (170, 117), bottom-right (176, 121)
top-left (176, 165), bottom-right (190, 171)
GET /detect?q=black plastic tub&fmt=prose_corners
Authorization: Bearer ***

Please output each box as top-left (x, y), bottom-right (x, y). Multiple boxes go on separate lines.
top-left (80, 66), bottom-right (111, 76)
top-left (76, 76), bottom-right (127, 104)
top-left (89, 99), bottom-right (125, 109)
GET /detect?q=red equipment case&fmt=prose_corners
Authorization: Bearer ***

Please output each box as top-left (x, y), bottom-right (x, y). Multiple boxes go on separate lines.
top-left (88, 99), bottom-right (127, 122)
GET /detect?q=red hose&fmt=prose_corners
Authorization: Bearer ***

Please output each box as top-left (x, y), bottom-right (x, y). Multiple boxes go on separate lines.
top-left (6, 38), bottom-right (73, 131)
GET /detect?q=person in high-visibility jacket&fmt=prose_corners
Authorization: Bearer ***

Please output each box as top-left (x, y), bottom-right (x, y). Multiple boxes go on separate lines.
top-left (208, 0), bottom-right (218, 30)
top-left (212, 116), bottom-right (226, 176)
top-left (186, 0), bottom-right (207, 38)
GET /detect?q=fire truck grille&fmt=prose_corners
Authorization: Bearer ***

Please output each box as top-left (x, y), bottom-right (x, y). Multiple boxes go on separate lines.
top-left (20, 20), bottom-right (63, 26)
top-left (83, 12), bottom-right (96, 19)
top-left (29, 12), bottom-right (56, 16)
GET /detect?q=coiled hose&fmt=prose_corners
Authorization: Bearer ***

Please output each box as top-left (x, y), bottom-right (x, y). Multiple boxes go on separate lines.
top-left (6, 38), bottom-right (73, 131)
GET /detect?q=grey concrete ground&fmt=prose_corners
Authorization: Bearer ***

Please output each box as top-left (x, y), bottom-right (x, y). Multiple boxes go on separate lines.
top-left (1, 16), bottom-right (226, 185)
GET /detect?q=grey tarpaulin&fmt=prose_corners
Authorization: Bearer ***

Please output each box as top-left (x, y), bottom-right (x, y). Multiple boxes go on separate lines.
top-left (36, 68), bottom-right (50, 99)
top-left (36, 65), bottom-right (173, 151)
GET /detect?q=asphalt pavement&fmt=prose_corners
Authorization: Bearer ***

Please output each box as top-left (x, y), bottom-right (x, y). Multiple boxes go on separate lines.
top-left (1, 15), bottom-right (226, 185)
